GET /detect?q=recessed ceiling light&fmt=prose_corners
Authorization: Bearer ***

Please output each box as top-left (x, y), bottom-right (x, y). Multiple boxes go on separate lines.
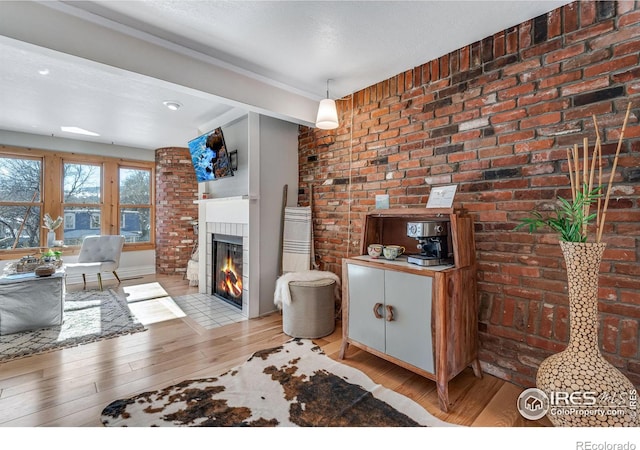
top-left (60, 126), bottom-right (100, 137)
top-left (163, 101), bottom-right (182, 111)
top-left (38, 68), bottom-right (50, 75)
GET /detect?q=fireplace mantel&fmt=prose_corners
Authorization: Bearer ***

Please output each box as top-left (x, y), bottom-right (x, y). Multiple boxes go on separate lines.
top-left (199, 196), bottom-right (250, 224)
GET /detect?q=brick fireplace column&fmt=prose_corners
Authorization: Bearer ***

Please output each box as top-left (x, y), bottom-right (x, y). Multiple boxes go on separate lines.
top-left (155, 147), bottom-right (198, 275)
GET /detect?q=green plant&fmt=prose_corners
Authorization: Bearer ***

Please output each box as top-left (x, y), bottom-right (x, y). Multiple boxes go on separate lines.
top-left (515, 103), bottom-right (632, 244)
top-left (515, 184), bottom-right (601, 242)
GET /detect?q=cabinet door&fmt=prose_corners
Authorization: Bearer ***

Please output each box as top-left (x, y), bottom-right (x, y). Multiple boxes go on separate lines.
top-left (347, 264), bottom-right (385, 353)
top-left (384, 270), bottom-right (434, 374)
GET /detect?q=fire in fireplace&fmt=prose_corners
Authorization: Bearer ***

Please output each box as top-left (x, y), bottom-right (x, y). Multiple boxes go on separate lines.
top-left (212, 234), bottom-right (243, 309)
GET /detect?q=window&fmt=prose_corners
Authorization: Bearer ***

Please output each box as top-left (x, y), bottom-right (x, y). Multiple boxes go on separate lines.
top-left (89, 212), bottom-right (101, 230)
top-left (63, 162), bottom-right (102, 246)
top-left (64, 213), bottom-right (75, 230)
top-left (0, 155), bottom-right (42, 249)
top-left (0, 146), bottom-right (155, 256)
top-left (119, 167), bottom-right (152, 243)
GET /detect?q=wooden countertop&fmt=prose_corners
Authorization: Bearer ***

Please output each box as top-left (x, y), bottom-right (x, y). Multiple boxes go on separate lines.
top-left (344, 255), bottom-right (455, 276)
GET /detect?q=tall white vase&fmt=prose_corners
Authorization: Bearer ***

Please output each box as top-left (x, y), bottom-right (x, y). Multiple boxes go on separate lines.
top-left (47, 230), bottom-right (56, 248)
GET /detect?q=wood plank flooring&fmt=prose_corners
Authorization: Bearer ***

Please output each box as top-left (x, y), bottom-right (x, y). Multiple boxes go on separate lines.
top-left (0, 274), bottom-right (551, 428)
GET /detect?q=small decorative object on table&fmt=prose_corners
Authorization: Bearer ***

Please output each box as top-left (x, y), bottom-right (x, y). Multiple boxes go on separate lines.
top-left (516, 103), bottom-right (637, 427)
top-left (15, 255), bottom-right (41, 273)
top-left (42, 213), bottom-right (63, 247)
top-left (35, 264), bottom-right (56, 277)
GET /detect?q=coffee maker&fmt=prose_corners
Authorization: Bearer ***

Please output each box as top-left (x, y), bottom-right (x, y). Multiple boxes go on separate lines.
top-left (406, 221), bottom-right (454, 266)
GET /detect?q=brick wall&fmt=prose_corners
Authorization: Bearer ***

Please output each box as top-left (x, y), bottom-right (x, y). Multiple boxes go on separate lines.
top-left (298, 0), bottom-right (640, 387)
top-left (155, 147), bottom-right (198, 275)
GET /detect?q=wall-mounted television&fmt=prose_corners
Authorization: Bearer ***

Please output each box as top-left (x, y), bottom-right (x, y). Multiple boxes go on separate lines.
top-left (188, 127), bottom-right (235, 182)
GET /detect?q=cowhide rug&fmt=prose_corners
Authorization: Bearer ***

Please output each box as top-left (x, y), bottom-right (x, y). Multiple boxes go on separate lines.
top-left (101, 338), bottom-right (452, 427)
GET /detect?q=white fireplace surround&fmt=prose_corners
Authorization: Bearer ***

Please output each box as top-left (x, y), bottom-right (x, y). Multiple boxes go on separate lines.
top-left (198, 196), bottom-right (252, 317)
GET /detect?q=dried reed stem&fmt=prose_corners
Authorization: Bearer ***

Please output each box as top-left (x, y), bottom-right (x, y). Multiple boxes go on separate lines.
top-left (582, 137), bottom-right (589, 237)
top-left (583, 137), bottom-right (588, 188)
top-left (586, 136), bottom-right (599, 238)
top-left (573, 143), bottom-right (580, 202)
top-left (567, 147), bottom-right (576, 203)
top-left (597, 102), bottom-right (632, 243)
top-left (593, 114), bottom-right (603, 240)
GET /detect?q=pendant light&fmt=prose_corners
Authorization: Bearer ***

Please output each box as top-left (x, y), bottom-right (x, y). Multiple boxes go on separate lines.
top-left (315, 79), bottom-right (339, 130)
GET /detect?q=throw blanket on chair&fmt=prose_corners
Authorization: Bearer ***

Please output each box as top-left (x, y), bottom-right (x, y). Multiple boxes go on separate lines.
top-left (282, 207), bottom-right (312, 273)
top-left (274, 270), bottom-right (341, 309)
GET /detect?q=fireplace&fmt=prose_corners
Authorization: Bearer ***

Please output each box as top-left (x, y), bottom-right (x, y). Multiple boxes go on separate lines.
top-left (212, 234), bottom-right (243, 309)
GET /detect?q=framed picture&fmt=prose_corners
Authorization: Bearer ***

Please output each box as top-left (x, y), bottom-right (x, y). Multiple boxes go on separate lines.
top-left (426, 185), bottom-right (457, 208)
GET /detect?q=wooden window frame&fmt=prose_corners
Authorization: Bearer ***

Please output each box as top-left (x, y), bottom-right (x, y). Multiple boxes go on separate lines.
top-left (0, 145), bottom-right (155, 259)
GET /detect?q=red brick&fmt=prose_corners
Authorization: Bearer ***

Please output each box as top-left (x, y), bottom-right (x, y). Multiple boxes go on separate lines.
top-left (602, 316), bottom-right (620, 354)
top-left (584, 54), bottom-right (639, 78)
top-left (620, 319), bottom-right (639, 358)
top-left (554, 305), bottom-right (569, 342)
top-left (482, 76), bottom-right (518, 95)
top-left (497, 83), bottom-right (536, 101)
top-left (538, 70), bottom-right (582, 89)
top-left (538, 304), bottom-right (554, 339)
top-left (545, 43), bottom-right (584, 64)
top-left (548, 8), bottom-right (562, 39)
top-left (490, 154), bottom-right (529, 168)
top-left (619, 9), bottom-right (640, 26)
top-left (498, 130), bottom-right (536, 145)
top-left (520, 112), bottom-right (562, 129)
top-left (502, 297), bottom-right (515, 327)
top-left (591, 25), bottom-right (640, 50)
top-left (502, 265), bottom-right (541, 278)
top-left (490, 108), bottom-right (527, 125)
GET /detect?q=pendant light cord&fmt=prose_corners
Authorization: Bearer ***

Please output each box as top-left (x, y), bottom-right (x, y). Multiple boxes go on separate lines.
top-left (347, 93), bottom-right (354, 257)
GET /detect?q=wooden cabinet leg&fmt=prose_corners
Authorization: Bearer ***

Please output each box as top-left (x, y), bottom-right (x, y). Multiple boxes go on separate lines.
top-left (339, 340), bottom-right (349, 359)
top-left (471, 359), bottom-right (483, 379)
top-left (436, 381), bottom-right (449, 413)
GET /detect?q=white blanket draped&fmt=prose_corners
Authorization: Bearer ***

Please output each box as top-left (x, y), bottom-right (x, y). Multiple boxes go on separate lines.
top-left (282, 206), bottom-right (312, 273)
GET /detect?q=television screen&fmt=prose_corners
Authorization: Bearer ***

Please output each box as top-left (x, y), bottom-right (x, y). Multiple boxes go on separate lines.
top-left (188, 127), bottom-right (234, 182)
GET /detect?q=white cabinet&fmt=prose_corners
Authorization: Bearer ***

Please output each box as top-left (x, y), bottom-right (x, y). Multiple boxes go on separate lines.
top-left (340, 207), bottom-right (481, 413)
top-left (347, 264), bottom-right (433, 373)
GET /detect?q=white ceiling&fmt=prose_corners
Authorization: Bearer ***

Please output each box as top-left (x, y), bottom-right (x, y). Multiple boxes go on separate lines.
top-left (0, 0), bottom-right (571, 151)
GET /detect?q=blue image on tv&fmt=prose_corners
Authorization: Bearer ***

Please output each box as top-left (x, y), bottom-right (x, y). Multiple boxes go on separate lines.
top-left (188, 127), bottom-right (233, 182)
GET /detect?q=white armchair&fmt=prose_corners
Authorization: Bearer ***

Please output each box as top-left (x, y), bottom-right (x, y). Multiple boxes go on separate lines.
top-left (65, 235), bottom-right (125, 291)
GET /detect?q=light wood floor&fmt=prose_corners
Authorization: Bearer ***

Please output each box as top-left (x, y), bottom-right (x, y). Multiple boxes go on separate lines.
top-left (0, 273), bottom-right (551, 427)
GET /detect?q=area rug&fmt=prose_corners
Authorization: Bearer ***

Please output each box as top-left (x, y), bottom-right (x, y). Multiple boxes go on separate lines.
top-left (100, 338), bottom-right (452, 427)
top-left (0, 289), bottom-right (146, 362)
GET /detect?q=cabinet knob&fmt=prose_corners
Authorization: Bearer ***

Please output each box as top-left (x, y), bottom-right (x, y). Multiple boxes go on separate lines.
top-left (385, 305), bottom-right (394, 322)
top-left (373, 302), bottom-right (383, 319)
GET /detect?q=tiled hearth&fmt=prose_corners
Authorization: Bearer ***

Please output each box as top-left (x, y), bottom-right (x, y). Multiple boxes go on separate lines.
top-left (173, 293), bottom-right (246, 329)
